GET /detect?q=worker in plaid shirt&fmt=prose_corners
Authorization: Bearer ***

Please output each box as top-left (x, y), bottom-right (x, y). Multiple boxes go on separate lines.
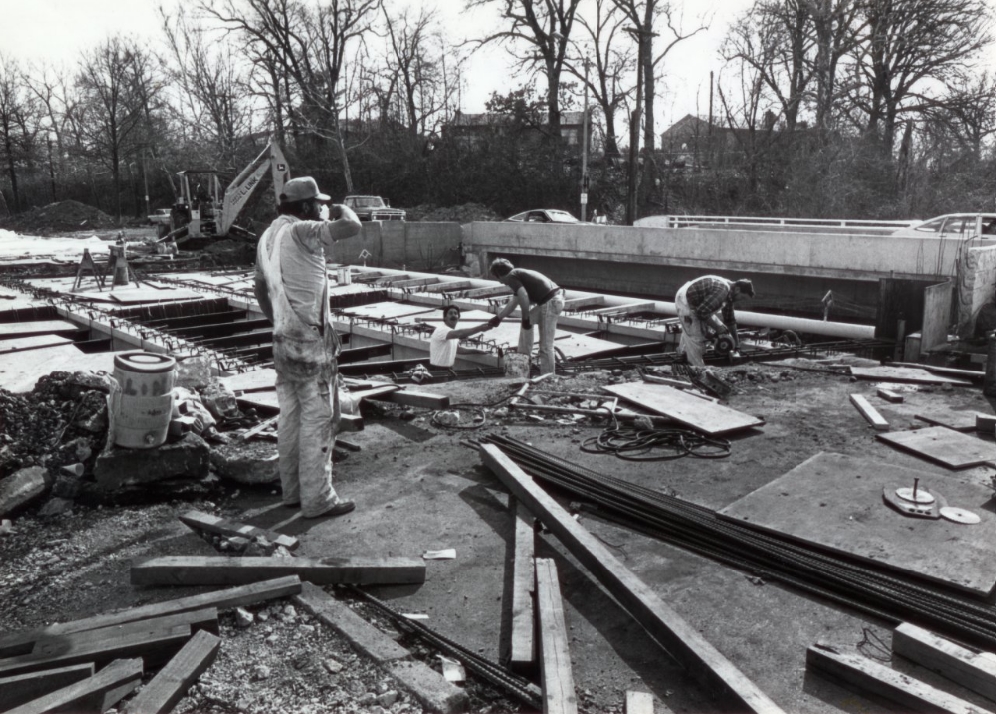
top-left (674, 275), bottom-right (755, 365)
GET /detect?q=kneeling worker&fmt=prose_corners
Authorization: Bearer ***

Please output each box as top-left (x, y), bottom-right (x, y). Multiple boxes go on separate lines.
top-left (674, 275), bottom-right (754, 366)
top-left (429, 305), bottom-right (494, 368)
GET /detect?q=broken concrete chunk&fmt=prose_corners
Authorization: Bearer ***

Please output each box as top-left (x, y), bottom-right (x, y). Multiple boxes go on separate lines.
top-left (209, 440), bottom-right (278, 485)
top-left (235, 607), bottom-right (254, 628)
top-left (200, 379), bottom-right (240, 420)
top-left (0, 466), bottom-right (51, 518)
top-left (38, 496), bottom-right (74, 518)
top-left (93, 431), bottom-right (210, 489)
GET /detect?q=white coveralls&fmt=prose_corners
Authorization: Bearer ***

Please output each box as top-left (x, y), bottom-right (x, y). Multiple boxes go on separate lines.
top-left (256, 219), bottom-right (344, 518)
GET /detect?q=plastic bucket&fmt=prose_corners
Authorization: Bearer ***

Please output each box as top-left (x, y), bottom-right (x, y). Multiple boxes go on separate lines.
top-left (113, 351), bottom-right (176, 449)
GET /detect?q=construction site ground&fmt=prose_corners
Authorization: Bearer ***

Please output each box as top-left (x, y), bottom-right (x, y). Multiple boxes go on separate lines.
top-left (1, 223), bottom-right (996, 714)
top-left (2, 360), bottom-right (995, 713)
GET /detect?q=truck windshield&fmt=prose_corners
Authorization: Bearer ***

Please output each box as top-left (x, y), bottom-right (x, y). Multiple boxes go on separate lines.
top-left (352, 197), bottom-right (384, 208)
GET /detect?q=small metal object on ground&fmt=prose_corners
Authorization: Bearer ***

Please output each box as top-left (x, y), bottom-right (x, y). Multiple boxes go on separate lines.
top-left (938, 507), bottom-right (981, 525)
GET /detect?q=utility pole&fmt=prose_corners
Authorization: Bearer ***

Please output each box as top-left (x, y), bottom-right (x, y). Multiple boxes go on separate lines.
top-left (625, 28), bottom-right (645, 226)
top-left (581, 57), bottom-right (590, 222)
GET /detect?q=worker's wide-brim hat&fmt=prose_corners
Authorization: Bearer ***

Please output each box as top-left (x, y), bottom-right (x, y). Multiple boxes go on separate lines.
top-left (280, 176), bottom-right (331, 203)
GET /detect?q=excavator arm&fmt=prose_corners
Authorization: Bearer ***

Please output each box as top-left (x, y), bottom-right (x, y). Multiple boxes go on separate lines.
top-left (219, 141), bottom-right (291, 236)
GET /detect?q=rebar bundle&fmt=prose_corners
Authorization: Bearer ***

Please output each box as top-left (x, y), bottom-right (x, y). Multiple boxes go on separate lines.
top-left (480, 435), bottom-right (996, 652)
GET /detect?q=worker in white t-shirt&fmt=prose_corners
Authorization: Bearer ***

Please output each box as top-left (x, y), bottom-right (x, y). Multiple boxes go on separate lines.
top-left (429, 305), bottom-right (494, 368)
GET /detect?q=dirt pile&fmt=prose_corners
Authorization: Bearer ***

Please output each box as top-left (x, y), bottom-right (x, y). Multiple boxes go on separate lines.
top-left (405, 203), bottom-right (501, 223)
top-left (0, 200), bottom-right (118, 234)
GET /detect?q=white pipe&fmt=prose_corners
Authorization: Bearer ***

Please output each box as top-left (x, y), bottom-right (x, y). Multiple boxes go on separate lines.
top-left (648, 301), bottom-right (876, 340)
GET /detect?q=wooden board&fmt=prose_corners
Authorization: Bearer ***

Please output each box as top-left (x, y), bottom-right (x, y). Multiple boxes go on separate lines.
top-left (3, 658), bottom-right (142, 714)
top-left (120, 630), bottom-right (220, 714)
top-left (0, 663), bottom-right (94, 712)
top-left (876, 426), bottom-right (995, 469)
top-left (850, 366), bottom-right (972, 386)
top-left (0, 576), bottom-right (300, 658)
top-left (341, 302), bottom-right (436, 321)
top-left (480, 445), bottom-right (784, 714)
top-left (535, 558), bottom-right (578, 714)
top-left (718, 452), bottom-right (996, 596)
top-left (0, 345), bottom-right (122, 394)
top-left (179, 510), bottom-right (299, 551)
top-left (108, 288), bottom-right (204, 304)
top-left (509, 501), bottom-right (537, 675)
top-left (915, 411), bottom-right (990, 432)
top-left (221, 369), bottom-right (277, 393)
top-left (807, 644), bottom-right (985, 714)
top-left (0, 320), bottom-right (81, 339)
top-left (602, 382), bottom-right (764, 436)
top-left (850, 394), bottom-right (889, 430)
top-left (131, 556), bottom-right (426, 587)
top-left (893, 622), bottom-right (996, 703)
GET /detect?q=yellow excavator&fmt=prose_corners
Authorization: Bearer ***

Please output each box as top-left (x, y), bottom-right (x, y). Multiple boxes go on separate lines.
top-left (156, 140), bottom-right (290, 248)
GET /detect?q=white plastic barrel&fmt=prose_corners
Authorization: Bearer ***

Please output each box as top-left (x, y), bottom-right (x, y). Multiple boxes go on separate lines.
top-left (112, 351), bottom-right (176, 449)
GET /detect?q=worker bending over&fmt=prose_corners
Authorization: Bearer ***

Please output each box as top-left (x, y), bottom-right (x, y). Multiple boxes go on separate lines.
top-left (488, 259), bottom-right (564, 375)
top-left (429, 305), bottom-right (495, 368)
top-left (674, 275), bottom-right (755, 366)
top-left (254, 177), bottom-right (362, 519)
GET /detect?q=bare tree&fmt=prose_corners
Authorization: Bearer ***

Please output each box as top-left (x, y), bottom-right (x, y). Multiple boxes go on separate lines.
top-left (76, 37), bottom-right (157, 219)
top-left (466, 0), bottom-right (583, 138)
top-left (0, 53), bottom-right (38, 212)
top-left (805, 0), bottom-right (862, 133)
top-left (203, 0), bottom-right (380, 192)
top-left (567, 0), bottom-right (635, 157)
top-left (847, 0), bottom-right (992, 154)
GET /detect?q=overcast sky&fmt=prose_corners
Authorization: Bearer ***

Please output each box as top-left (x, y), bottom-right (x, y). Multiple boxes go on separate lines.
top-left (2, 0), bottom-right (994, 128)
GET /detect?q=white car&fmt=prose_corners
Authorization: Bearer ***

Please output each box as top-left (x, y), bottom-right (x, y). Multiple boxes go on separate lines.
top-left (891, 213), bottom-right (996, 239)
top-left (506, 209), bottom-right (581, 224)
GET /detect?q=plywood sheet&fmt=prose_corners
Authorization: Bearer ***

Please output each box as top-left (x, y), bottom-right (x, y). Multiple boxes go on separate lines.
top-left (0, 346), bottom-right (122, 393)
top-left (0, 320), bottom-right (81, 339)
top-left (876, 426), bottom-right (995, 469)
top-left (340, 302), bottom-right (436, 321)
top-left (602, 382), bottom-right (764, 436)
top-left (850, 366), bottom-right (971, 386)
top-left (221, 369), bottom-right (277, 394)
top-left (718, 452), bottom-right (996, 596)
top-left (0, 334), bottom-right (73, 353)
top-left (915, 410), bottom-right (990, 432)
top-left (109, 288), bottom-right (205, 304)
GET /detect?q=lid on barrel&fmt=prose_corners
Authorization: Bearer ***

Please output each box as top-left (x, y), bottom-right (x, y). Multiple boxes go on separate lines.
top-left (114, 351), bottom-right (176, 373)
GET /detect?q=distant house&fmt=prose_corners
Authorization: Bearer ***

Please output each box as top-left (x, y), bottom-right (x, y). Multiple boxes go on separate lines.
top-left (660, 112), bottom-right (781, 168)
top-left (442, 110), bottom-right (588, 150)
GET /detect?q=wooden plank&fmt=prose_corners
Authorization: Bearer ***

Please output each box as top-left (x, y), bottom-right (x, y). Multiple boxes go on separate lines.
top-left (31, 608), bottom-right (218, 658)
top-left (850, 366), bottom-right (972, 386)
top-left (890, 362), bottom-right (985, 380)
top-left (915, 411), bottom-right (988, 432)
top-left (509, 501), bottom-right (537, 674)
top-left (876, 387), bottom-right (904, 403)
top-left (365, 388), bottom-right (450, 409)
top-left (0, 663), bottom-right (94, 711)
top-left (893, 622), bottom-right (996, 703)
top-left (876, 426), bottom-right (995, 469)
top-left (179, 510), bottom-right (299, 551)
top-left (0, 320), bottom-right (81, 339)
top-left (602, 382), bottom-right (764, 436)
top-left (480, 445), bottom-right (784, 714)
top-left (0, 576), bottom-right (301, 658)
top-left (120, 629), bottom-right (220, 714)
top-left (131, 556), bottom-right (426, 587)
top-left (718, 452), bottom-right (996, 596)
top-left (0, 625), bottom-right (191, 678)
top-left (421, 280), bottom-right (473, 293)
top-left (3, 658), bottom-right (142, 714)
top-left (921, 281), bottom-right (954, 353)
top-left (0, 334), bottom-right (73, 354)
top-left (293, 582), bottom-right (410, 664)
top-left (535, 558), bottom-right (578, 714)
top-left (806, 643), bottom-right (988, 714)
top-left (108, 288), bottom-right (204, 304)
top-left (849, 394), bottom-right (890, 431)
top-left (625, 691), bottom-right (655, 714)
top-left (349, 385), bottom-right (403, 402)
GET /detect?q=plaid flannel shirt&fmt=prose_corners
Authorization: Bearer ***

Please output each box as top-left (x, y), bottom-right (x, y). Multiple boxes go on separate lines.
top-left (685, 276), bottom-right (734, 320)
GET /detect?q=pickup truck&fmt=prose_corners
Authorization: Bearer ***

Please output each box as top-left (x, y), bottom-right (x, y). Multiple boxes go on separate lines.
top-left (343, 195), bottom-right (406, 222)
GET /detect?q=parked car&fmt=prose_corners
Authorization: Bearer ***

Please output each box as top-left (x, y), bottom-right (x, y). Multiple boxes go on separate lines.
top-left (891, 213), bottom-right (996, 239)
top-left (343, 195), bottom-right (406, 221)
top-left (147, 208), bottom-right (172, 226)
top-left (506, 209), bottom-right (581, 224)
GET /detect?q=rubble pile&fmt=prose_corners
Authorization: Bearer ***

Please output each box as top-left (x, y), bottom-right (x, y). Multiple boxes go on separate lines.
top-left (0, 199), bottom-right (118, 234)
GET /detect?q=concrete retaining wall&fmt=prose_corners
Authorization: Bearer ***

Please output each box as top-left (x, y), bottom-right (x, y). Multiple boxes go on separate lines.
top-left (330, 222), bottom-right (461, 272)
